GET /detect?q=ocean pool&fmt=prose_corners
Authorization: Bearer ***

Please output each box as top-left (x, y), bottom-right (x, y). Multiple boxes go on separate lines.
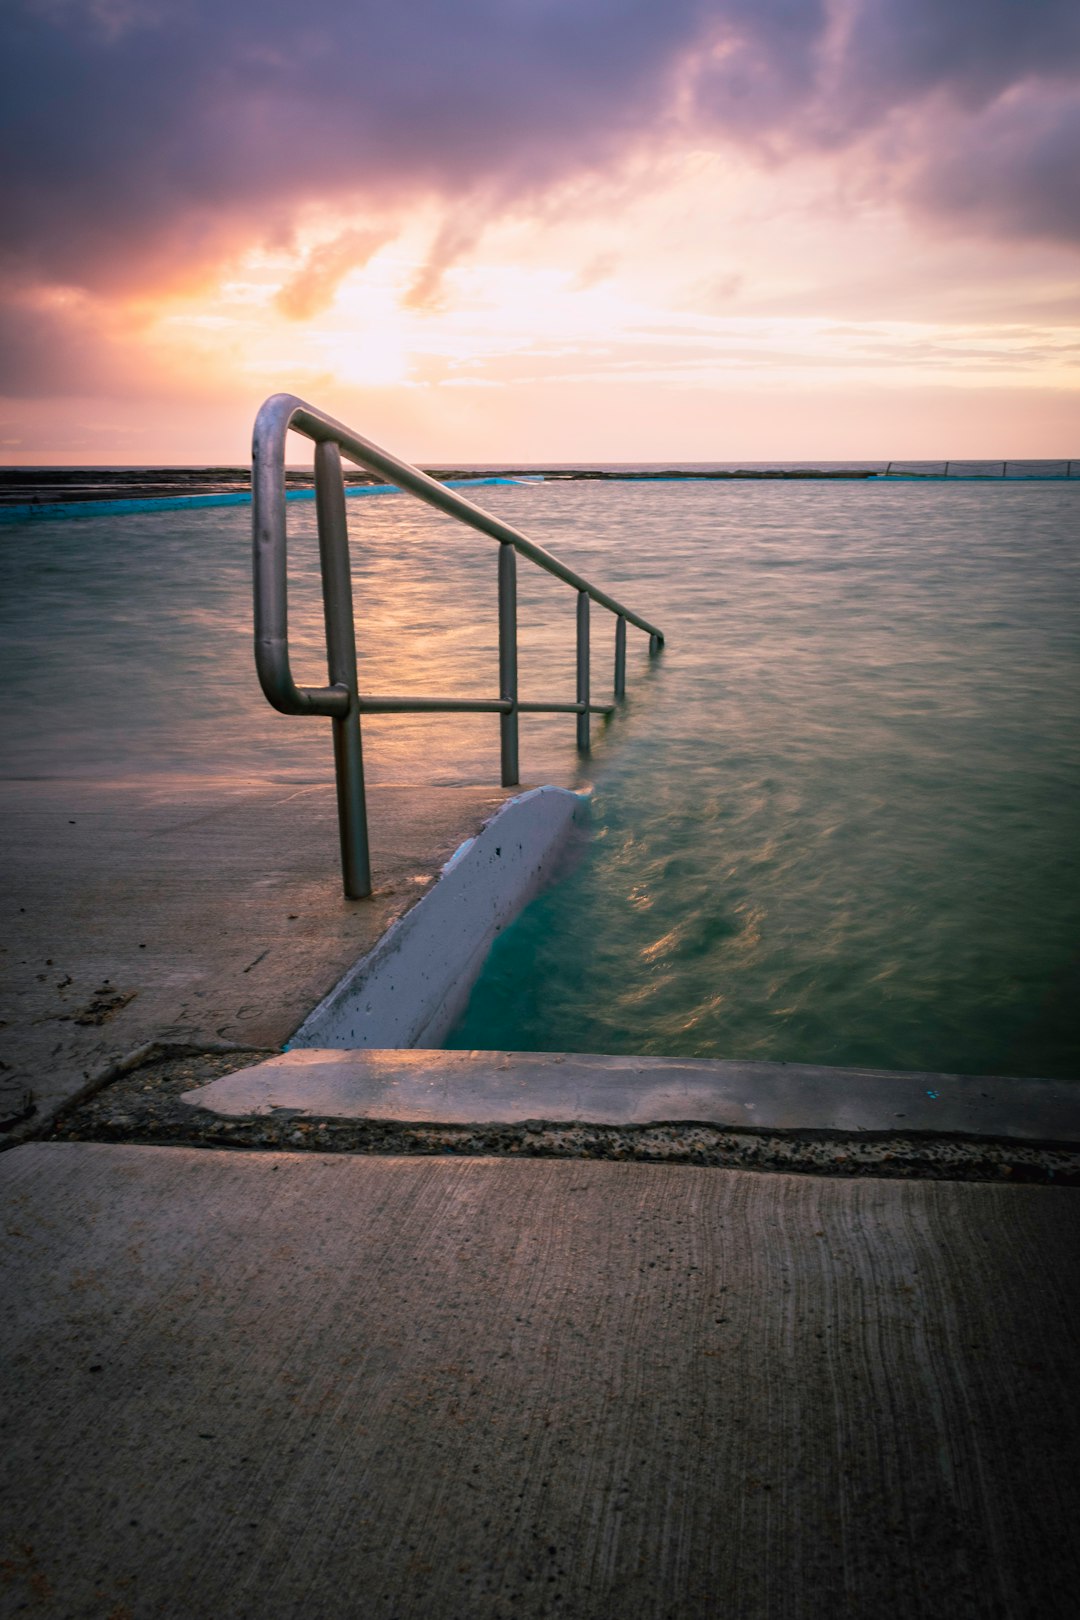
top-left (2, 477), bottom-right (1077, 1079)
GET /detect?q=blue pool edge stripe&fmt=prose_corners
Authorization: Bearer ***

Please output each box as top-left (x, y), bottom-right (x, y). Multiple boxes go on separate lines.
top-left (0, 475), bottom-right (542, 525)
top-left (3, 470), bottom-right (1076, 523)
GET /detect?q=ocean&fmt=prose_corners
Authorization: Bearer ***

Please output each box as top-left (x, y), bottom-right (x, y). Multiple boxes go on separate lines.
top-left (2, 472), bottom-right (1077, 1079)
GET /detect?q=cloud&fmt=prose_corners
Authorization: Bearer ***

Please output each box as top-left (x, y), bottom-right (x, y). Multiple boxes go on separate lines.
top-left (274, 227), bottom-right (391, 320)
top-left (0, 290), bottom-right (129, 397)
top-left (823, 1), bottom-right (1080, 247)
top-left (910, 86), bottom-right (1080, 245)
top-left (573, 253), bottom-right (620, 291)
top-left (0, 0), bottom-right (1077, 332)
top-left (0, 0), bottom-right (717, 293)
top-left (403, 203), bottom-right (494, 311)
top-left (681, 3), bottom-right (1080, 244)
top-left (835, 0), bottom-right (1080, 123)
top-left (685, 0), bottom-right (829, 142)
top-left (688, 271), bottom-right (744, 309)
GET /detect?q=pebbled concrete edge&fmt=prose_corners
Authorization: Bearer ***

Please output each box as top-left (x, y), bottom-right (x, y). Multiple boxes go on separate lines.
top-left (288, 787), bottom-right (585, 1051)
top-left (42, 1049), bottom-right (1078, 1182)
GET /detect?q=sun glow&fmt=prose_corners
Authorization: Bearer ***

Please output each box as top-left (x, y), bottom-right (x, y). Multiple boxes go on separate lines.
top-left (3, 150), bottom-right (1077, 463)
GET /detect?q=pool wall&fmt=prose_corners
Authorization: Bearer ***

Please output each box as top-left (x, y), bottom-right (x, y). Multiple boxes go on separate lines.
top-left (288, 785), bottom-right (585, 1051)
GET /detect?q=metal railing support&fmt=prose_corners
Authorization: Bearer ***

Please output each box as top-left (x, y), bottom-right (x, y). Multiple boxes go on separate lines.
top-left (577, 591), bottom-right (590, 751)
top-left (614, 615), bottom-right (626, 701)
top-left (498, 542), bottom-right (519, 786)
top-left (314, 441), bottom-right (371, 899)
top-left (253, 393), bottom-right (665, 896)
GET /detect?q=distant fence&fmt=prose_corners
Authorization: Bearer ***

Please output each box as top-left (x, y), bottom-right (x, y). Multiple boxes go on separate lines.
top-left (881, 460), bottom-right (1076, 480)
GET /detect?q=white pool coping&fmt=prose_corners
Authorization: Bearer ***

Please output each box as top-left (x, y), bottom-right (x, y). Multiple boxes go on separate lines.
top-left (287, 785), bottom-right (585, 1051)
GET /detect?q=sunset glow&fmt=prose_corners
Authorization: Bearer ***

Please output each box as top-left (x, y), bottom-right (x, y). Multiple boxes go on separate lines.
top-left (2, 2), bottom-right (1077, 462)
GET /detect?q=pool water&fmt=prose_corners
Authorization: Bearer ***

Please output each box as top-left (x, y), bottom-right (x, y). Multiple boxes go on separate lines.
top-left (2, 478), bottom-right (1078, 1079)
top-left (445, 480), bottom-right (1080, 1081)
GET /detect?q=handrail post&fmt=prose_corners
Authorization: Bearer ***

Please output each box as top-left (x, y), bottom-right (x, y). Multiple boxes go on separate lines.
top-left (254, 395), bottom-right (665, 892)
top-left (498, 542), bottom-right (519, 786)
top-left (315, 440), bottom-right (371, 899)
top-left (577, 590), bottom-right (590, 751)
top-left (614, 615), bottom-right (626, 701)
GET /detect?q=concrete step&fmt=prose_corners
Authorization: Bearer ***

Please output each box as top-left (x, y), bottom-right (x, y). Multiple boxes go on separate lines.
top-left (182, 1046), bottom-right (1080, 1144)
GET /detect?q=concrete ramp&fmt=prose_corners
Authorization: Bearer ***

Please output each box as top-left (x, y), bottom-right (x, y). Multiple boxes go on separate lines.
top-left (2, 1143), bottom-right (1078, 1618)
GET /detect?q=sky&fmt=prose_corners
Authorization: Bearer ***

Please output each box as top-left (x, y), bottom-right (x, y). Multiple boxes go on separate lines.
top-left (1, 0), bottom-right (1078, 464)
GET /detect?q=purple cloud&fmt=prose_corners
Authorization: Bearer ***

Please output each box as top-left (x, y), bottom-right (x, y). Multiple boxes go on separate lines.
top-left (0, 0), bottom-right (1077, 325)
top-left (837, 0), bottom-right (1080, 118)
top-left (0, 1), bottom-right (721, 292)
top-left (912, 86), bottom-right (1080, 245)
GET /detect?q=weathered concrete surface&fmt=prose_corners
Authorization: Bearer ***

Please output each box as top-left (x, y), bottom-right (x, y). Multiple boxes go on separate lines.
top-left (0, 776), bottom-right (508, 1128)
top-left (2, 1144), bottom-right (1078, 1618)
top-left (183, 1047), bottom-right (1080, 1143)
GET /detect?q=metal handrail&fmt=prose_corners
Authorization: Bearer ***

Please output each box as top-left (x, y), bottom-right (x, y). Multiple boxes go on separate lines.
top-left (252, 393), bottom-right (664, 897)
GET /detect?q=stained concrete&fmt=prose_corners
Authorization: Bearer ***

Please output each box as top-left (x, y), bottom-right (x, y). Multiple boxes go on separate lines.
top-left (2, 1142), bottom-right (1078, 1618)
top-left (183, 1046), bottom-right (1080, 1143)
top-left (0, 775), bottom-right (508, 1129)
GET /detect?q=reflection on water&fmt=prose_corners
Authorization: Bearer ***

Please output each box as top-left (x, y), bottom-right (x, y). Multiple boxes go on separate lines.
top-left (0, 492), bottom-right (598, 787)
top-left (3, 479), bottom-right (1078, 1078)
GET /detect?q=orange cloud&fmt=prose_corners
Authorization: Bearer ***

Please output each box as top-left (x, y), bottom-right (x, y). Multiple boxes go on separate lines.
top-left (274, 228), bottom-right (393, 321)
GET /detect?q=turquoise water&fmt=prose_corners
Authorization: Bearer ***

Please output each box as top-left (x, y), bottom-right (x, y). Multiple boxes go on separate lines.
top-left (2, 478), bottom-right (1078, 1078)
top-left (446, 480), bottom-right (1080, 1081)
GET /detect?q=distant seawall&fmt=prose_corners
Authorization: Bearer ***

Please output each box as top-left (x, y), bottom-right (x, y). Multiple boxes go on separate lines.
top-left (2, 459), bottom-right (1075, 522)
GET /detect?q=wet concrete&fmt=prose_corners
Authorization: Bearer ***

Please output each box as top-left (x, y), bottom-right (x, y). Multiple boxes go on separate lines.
top-left (2, 1143), bottom-right (1078, 1618)
top-left (181, 1046), bottom-right (1080, 1142)
top-left (0, 775), bottom-right (508, 1132)
top-left (41, 1043), bottom-right (1077, 1184)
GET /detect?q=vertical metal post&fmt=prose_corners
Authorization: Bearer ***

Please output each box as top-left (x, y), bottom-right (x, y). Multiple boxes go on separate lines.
top-left (314, 440), bottom-right (371, 899)
top-left (498, 542), bottom-right (519, 786)
top-left (649, 632), bottom-right (661, 657)
top-left (614, 615), bottom-right (626, 701)
top-left (576, 590), bottom-right (590, 751)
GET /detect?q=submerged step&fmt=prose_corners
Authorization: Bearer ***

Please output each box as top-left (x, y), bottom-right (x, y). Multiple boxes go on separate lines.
top-left (182, 1047), bottom-right (1080, 1144)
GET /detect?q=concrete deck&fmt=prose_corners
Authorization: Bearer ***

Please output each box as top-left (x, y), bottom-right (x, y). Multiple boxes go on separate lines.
top-left (0, 776), bottom-right (507, 1129)
top-left (2, 1143), bottom-right (1078, 1618)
